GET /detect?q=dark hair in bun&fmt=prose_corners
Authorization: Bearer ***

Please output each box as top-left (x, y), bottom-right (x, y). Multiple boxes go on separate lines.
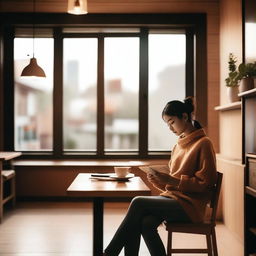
top-left (184, 97), bottom-right (194, 116)
top-left (162, 96), bottom-right (202, 128)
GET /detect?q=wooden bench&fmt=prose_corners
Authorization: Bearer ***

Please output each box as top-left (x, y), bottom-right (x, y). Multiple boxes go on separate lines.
top-left (0, 152), bottom-right (21, 223)
top-left (2, 170), bottom-right (16, 206)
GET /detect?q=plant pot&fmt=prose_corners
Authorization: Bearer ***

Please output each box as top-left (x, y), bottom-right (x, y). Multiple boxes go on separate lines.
top-left (239, 77), bottom-right (254, 92)
top-left (227, 86), bottom-right (240, 103)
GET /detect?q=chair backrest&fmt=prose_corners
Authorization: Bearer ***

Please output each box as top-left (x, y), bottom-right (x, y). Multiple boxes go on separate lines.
top-left (208, 171), bottom-right (223, 223)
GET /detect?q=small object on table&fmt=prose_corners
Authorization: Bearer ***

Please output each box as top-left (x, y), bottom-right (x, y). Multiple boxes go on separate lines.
top-left (90, 173), bottom-right (135, 181)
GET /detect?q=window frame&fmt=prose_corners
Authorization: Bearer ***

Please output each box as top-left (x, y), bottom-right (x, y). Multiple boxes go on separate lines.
top-left (0, 13), bottom-right (207, 159)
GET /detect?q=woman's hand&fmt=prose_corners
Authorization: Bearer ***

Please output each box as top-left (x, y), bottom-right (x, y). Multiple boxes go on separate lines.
top-left (147, 173), bottom-right (160, 184)
top-left (147, 172), bottom-right (179, 186)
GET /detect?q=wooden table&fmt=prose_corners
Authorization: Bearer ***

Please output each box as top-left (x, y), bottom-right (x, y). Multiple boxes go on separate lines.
top-left (0, 152), bottom-right (21, 162)
top-left (0, 151), bottom-right (22, 223)
top-left (67, 173), bottom-right (151, 256)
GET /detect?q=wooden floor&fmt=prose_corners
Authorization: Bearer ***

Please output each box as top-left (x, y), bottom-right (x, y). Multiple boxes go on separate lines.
top-left (0, 202), bottom-right (243, 256)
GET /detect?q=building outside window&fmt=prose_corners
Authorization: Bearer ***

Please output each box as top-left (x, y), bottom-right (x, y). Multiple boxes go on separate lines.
top-left (14, 37), bottom-right (54, 151)
top-left (148, 32), bottom-right (186, 151)
top-left (63, 38), bottom-right (98, 151)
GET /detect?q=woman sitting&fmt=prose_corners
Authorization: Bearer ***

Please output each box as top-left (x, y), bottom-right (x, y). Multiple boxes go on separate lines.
top-left (103, 97), bottom-right (217, 256)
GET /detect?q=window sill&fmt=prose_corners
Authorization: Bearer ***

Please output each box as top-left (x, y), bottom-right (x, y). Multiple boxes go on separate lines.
top-left (13, 159), bottom-right (168, 167)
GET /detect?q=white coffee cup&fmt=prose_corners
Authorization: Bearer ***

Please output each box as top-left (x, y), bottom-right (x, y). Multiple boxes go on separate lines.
top-left (114, 166), bottom-right (131, 178)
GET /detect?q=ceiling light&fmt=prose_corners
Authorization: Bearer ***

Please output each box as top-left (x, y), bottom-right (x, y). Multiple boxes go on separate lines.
top-left (21, 57), bottom-right (46, 77)
top-left (68, 0), bottom-right (88, 15)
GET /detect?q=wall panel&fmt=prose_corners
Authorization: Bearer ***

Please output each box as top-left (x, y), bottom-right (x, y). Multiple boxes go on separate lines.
top-left (218, 0), bottom-right (244, 249)
top-left (217, 156), bottom-right (244, 251)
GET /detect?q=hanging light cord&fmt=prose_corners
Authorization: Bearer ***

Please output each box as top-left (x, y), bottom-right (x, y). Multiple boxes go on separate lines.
top-left (32, 0), bottom-right (35, 58)
top-left (20, 0), bottom-right (46, 77)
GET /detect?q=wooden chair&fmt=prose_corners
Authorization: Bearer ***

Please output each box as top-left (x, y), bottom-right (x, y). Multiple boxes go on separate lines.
top-left (0, 170), bottom-right (16, 223)
top-left (165, 171), bottom-right (223, 256)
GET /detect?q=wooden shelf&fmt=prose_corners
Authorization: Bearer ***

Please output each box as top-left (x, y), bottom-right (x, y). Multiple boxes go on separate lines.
top-left (238, 88), bottom-right (256, 97)
top-left (246, 186), bottom-right (256, 197)
top-left (247, 153), bottom-right (256, 159)
top-left (214, 101), bottom-right (241, 111)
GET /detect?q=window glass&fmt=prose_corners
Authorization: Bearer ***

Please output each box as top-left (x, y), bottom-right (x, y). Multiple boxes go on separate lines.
top-left (14, 38), bottom-right (54, 150)
top-left (148, 33), bottom-right (186, 151)
top-left (63, 38), bottom-right (98, 151)
top-left (104, 37), bottom-right (139, 151)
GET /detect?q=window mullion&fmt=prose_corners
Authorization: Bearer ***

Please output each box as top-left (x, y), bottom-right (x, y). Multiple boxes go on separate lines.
top-left (185, 28), bottom-right (194, 97)
top-left (97, 35), bottom-right (105, 156)
top-left (194, 22), bottom-right (207, 127)
top-left (139, 28), bottom-right (149, 157)
top-left (53, 28), bottom-right (63, 157)
top-left (3, 26), bottom-right (15, 151)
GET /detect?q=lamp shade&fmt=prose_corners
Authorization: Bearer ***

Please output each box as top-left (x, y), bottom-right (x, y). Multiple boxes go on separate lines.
top-left (68, 0), bottom-right (88, 15)
top-left (21, 57), bottom-right (46, 77)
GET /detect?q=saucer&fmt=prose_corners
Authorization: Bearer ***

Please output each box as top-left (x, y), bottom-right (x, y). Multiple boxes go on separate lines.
top-left (110, 173), bottom-right (134, 181)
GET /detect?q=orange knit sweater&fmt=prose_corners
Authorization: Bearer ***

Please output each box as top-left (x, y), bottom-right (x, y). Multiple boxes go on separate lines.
top-left (159, 129), bottom-right (217, 223)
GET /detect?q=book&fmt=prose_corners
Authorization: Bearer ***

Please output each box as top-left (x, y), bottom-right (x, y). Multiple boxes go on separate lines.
top-left (139, 165), bottom-right (169, 175)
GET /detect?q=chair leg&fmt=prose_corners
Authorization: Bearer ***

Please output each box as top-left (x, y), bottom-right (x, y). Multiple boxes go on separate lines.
top-left (167, 231), bottom-right (173, 256)
top-left (11, 176), bottom-right (16, 208)
top-left (206, 234), bottom-right (213, 256)
top-left (211, 228), bottom-right (218, 256)
top-left (0, 177), bottom-right (3, 223)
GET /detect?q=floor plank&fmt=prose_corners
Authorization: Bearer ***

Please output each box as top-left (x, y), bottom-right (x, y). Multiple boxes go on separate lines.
top-left (0, 202), bottom-right (243, 255)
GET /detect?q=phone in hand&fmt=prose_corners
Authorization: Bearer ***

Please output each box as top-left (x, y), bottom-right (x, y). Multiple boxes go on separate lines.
top-left (148, 168), bottom-right (157, 175)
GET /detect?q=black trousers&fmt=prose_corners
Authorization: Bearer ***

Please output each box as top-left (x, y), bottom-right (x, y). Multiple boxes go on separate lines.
top-left (104, 196), bottom-right (191, 256)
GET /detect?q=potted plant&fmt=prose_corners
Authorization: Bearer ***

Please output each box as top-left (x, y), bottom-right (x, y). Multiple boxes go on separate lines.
top-left (225, 53), bottom-right (241, 102)
top-left (238, 61), bottom-right (256, 92)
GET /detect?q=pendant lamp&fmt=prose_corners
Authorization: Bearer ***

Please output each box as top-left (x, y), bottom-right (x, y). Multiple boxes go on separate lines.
top-left (68, 0), bottom-right (88, 15)
top-left (21, 0), bottom-right (46, 78)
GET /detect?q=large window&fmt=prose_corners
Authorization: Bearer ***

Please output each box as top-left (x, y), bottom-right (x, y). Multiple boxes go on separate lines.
top-left (2, 13), bottom-right (207, 158)
top-left (13, 29), bottom-right (190, 156)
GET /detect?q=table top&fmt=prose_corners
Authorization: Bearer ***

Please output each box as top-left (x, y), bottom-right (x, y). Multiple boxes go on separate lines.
top-left (0, 151), bottom-right (22, 161)
top-left (67, 173), bottom-right (151, 198)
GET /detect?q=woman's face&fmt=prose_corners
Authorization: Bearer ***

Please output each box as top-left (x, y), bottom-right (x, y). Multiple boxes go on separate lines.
top-left (163, 114), bottom-right (187, 136)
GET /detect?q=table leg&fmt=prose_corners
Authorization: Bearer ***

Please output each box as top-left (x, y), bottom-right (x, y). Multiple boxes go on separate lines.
top-left (0, 161), bottom-right (3, 223)
top-left (93, 197), bottom-right (104, 256)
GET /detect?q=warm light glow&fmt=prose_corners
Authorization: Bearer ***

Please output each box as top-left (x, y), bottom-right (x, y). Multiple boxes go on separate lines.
top-left (67, 0), bottom-right (88, 15)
